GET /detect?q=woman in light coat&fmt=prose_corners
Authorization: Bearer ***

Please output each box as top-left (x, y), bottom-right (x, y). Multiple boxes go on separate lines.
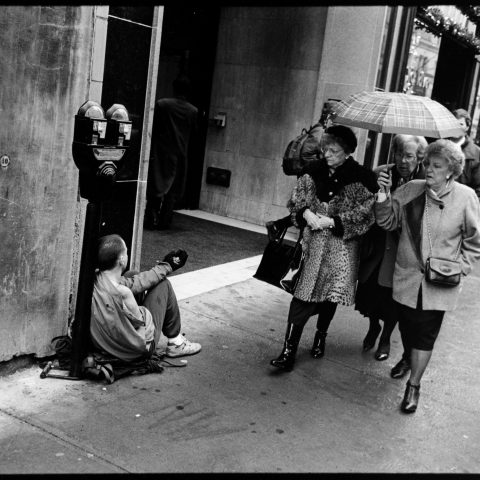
top-left (270, 125), bottom-right (377, 372)
top-left (375, 139), bottom-right (480, 413)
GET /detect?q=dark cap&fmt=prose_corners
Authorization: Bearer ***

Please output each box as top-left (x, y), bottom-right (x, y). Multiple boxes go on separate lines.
top-left (324, 125), bottom-right (358, 154)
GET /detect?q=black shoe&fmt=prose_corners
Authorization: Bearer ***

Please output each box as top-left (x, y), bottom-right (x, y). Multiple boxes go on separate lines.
top-left (363, 322), bottom-right (381, 351)
top-left (270, 323), bottom-right (303, 372)
top-left (391, 358), bottom-right (411, 379)
top-left (266, 221), bottom-right (281, 242)
top-left (311, 331), bottom-right (327, 359)
top-left (401, 381), bottom-right (420, 413)
top-left (374, 339), bottom-right (390, 361)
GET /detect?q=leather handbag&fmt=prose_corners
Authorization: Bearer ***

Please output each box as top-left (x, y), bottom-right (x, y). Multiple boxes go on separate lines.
top-left (425, 257), bottom-right (461, 287)
top-left (424, 195), bottom-right (461, 287)
top-left (254, 226), bottom-right (304, 294)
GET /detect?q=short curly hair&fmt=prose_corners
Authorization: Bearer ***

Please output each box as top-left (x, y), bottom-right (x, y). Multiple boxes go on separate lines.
top-left (424, 139), bottom-right (465, 179)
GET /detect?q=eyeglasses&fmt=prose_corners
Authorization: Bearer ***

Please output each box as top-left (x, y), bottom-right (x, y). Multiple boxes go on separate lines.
top-left (321, 146), bottom-right (343, 155)
top-left (394, 152), bottom-right (417, 161)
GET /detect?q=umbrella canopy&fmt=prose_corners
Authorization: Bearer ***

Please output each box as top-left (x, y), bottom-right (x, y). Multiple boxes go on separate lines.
top-left (330, 91), bottom-right (464, 138)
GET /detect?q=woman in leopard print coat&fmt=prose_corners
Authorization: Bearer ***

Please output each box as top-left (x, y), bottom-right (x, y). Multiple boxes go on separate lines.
top-left (271, 125), bottom-right (378, 372)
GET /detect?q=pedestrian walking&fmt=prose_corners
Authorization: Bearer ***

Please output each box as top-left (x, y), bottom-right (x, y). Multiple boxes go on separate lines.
top-left (355, 134), bottom-right (427, 362)
top-left (270, 125), bottom-right (377, 372)
top-left (145, 75), bottom-right (198, 230)
top-left (451, 108), bottom-right (480, 200)
top-left (375, 139), bottom-right (480, 413)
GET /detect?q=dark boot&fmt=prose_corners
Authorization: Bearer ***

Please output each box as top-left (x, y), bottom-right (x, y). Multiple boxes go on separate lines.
top-left (270, 322), bottom-right (304, 372)
top-left (390, 355), bottom-right (411, 379)
top-left (363, 318), bottom-right (381, 351)
top-left (144, 200), bottom-right (161, 230)
top-left (311, 331), bottom-right (327, 358)
top-left (401, 381), bottom-right (420, 413)
top-left (374, 333), bottom-right (390, 361)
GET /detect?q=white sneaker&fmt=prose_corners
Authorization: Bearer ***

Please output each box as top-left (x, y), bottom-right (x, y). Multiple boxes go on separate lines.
top-left (165, 337), bottom-right (202, 358)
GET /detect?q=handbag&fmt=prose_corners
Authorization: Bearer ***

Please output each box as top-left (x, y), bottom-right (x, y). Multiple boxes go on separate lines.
top-left (424, 195), bottom-right (461, 287)
top-left (254, 226), bottom-right (304, 294)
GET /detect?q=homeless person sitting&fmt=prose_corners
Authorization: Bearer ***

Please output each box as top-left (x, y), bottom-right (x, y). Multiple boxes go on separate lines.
top-left (90, 234), bottom-right (201, 363)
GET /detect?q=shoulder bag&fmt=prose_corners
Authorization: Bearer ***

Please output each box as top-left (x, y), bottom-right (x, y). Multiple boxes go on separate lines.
top-left (424, 195), bottom-right (461, 287)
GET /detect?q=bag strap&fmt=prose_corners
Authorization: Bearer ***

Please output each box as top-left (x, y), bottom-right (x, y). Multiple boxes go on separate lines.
top-left (425, 192), bottom-right (461, 260)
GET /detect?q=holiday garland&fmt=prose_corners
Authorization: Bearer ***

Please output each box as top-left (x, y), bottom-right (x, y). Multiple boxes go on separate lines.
top-left (416, 5), bottom-right (480, 53)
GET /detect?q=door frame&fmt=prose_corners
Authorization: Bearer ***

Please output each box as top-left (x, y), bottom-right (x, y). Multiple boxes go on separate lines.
top-left (130, 6), bottom-right (164, 271)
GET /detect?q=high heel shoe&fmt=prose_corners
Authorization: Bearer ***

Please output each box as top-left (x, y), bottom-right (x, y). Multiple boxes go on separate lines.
top-left (311, 331), bottom-right (327, 358)
top-left (362, 321), bottom-right (381, 351)
top-left (374, 338), bottom-right (390, 361)
top-left (401, 381), bottom-right (420, 413)
top-left (390, 357), bottom-right (411, 379)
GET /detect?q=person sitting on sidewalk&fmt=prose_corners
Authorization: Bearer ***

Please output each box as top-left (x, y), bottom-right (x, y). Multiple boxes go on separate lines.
top-left (90, 234), bottom-right (201, 362)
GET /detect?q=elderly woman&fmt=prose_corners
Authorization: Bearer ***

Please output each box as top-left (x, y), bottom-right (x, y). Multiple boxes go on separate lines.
top-left (356, 134), bottom-right (428, 362)
top-left (270, 125), bottom-right (377, 372)
top-left (375, 139), bottom-right (480, 413)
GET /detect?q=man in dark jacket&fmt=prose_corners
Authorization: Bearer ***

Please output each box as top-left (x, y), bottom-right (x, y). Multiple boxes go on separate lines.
top-left (452, 108), bottom-right (480, 200)
top-left (145, 75), bottom-right (198, 229)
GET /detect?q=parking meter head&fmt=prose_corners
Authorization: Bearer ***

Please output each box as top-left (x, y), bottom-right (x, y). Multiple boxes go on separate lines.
top-left (105, 104), bottom-right (132, 147)
top-left (72, 100), bottom-right (129, 201)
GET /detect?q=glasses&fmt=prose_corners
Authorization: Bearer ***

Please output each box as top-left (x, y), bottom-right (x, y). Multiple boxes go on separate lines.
top-left (321, 146), bottom-right (343, 155)
top-left (394, 152), bottom-right (417, 161)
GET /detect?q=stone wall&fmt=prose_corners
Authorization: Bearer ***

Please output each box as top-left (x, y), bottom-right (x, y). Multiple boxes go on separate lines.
top-left (200, 6), bottom-right (388, 226)
top-left (0, 6), bottom-right (95, 360)
top-left (200, 7), bottom-right (328, 225)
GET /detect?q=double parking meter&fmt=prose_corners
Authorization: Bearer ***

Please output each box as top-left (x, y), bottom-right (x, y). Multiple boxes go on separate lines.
top-left (66, 100), bottom-right (132, 378)
top-left (72, 100), bottom-right (131, 201)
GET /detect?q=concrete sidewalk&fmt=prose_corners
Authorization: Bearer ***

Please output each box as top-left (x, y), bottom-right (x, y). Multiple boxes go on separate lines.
top-left (1, 256), bottom-right (480, 473)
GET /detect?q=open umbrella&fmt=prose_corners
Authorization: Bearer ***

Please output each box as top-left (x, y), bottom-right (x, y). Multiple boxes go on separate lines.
top-left (330, 91), bottom-right (464, 139)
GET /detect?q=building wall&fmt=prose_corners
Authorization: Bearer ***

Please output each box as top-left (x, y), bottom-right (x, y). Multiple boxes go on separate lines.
top-left (0, 6), bottom-right (95, 361)
top-left (200, 6), bottom-right (388, 225)
top-left (200, 7), bottom-right (328, 225)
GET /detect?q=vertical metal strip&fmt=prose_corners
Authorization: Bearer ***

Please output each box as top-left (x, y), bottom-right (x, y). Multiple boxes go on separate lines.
top-left (130, 7), bottom-right (164, 271)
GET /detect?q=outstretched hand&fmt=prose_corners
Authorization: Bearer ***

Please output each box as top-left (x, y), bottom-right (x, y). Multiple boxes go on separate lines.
top-left (163, 249), bottom-right (188, 271)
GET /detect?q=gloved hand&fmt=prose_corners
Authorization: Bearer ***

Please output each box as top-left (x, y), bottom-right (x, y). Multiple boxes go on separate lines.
top-left (163, 249), bottom-right (188, 271)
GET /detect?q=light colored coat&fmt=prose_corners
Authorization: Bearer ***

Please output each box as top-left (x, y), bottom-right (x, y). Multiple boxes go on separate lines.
top-left (375, 179), bottom-right (480, 311)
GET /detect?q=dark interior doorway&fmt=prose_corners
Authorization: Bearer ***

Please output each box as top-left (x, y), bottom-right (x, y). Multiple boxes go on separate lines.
top-left (431, 37), bottom-right (476, 112)
top-left (153, 6), bottom-right (220, 210)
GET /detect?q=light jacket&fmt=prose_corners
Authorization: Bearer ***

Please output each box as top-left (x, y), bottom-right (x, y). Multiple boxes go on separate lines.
top-left (375, 179), bottom-right (480, 311)
top-left (90, 263), bottom-right (172, 361)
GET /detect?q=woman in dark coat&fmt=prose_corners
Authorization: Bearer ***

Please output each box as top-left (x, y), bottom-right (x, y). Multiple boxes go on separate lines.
top-left (270, 125), bottom-right (377, 372)
top-left (355, 134), bottom-right (427, 362)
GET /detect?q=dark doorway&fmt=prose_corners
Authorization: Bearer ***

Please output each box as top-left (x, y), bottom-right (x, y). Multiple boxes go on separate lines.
top-left (99, 6), bottom-right (155, 255)
top-left (431, 36), bottom-right (476, 112)
top-left (153, 6), bottom-right (220, 210)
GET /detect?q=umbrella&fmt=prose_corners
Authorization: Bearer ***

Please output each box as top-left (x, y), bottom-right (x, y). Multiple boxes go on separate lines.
top-left (330, 91), bottom-right (464, 139)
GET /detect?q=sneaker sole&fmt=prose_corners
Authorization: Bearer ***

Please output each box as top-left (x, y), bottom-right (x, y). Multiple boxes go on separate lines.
top-left (165, 348), bottom-right (202, 358)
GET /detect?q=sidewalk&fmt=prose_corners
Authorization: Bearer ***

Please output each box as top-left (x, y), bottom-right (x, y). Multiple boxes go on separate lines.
top-left (1, 216), bottom-right (480, 473)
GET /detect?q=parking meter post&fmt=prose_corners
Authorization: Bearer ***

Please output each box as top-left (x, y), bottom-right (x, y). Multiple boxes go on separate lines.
top-left (69, 101), bottom-right (131, 378)
top-left (69, 201), bottom-right (101, 378)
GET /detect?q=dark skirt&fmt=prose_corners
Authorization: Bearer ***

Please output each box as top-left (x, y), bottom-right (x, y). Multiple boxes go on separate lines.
top-left (354, 263), bottom-right (394, 321)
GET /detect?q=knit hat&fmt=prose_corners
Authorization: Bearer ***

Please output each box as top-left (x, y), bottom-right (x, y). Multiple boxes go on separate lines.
top-left (324, 125), bottom-right (358, 154)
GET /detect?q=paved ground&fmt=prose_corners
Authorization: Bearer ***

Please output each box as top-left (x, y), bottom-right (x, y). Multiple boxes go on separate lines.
top-left (1, 249), bottom-right (480, 473)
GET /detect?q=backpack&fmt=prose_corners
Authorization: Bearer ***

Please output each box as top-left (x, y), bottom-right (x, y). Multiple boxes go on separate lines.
top-left (282, 123), bottom-right (321, 176)
top-left (41, 335), bottom-right (185, 384)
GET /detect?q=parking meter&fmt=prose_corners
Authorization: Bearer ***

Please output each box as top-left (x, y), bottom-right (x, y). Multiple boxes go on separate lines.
top-left (64, 101), bottom-right (132, 379)
top-left (72, 100), bottom-right (130, 201)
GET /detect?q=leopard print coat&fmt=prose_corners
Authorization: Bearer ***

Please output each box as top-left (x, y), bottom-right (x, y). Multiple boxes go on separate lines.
top-left (288, 157), bottom-right (376, 305)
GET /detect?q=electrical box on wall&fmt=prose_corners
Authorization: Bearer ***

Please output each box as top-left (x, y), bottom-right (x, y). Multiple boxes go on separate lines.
top-left (206, 167), bottom-right (231, 187)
